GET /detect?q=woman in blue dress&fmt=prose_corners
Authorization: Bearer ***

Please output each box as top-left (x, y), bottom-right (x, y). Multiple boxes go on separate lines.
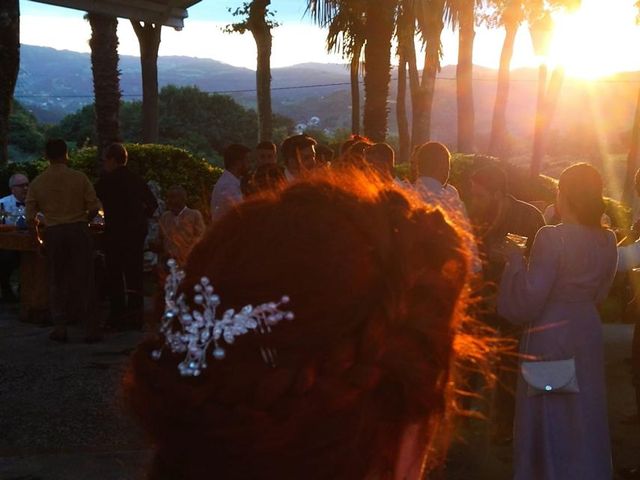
top-left (498, 163), bottom-right (617, 480)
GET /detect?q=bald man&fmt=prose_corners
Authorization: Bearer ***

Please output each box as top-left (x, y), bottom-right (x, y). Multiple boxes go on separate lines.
top-left (0, 173), bottom-right (29, 220)
top-left (0, 173), bottom-right (30, 302)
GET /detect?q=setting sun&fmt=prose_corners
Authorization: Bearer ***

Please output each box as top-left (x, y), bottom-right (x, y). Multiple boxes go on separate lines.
top-left (549, 0), bottom-right (640, 79)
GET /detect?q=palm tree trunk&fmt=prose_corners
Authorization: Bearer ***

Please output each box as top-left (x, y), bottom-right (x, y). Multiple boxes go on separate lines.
top-left (131, 21), bottom-right (161, 144)
top-left (0, 0), bottom-right (19, 165)
top-left (412, 0), bottom-right (444, 148)
top-left (406, 33), bottom-right (422, 150)
top-left (456, 2), bottom-right (475, 153)
top-left (623, 89), bottom-right (640, 206)
top-left (350, 40), bottom-right (363, 135)
top-left (488, 21), bottom-right (518, 158)
top-left (249, 0), bottom-right (273, 142)
top-left (421, 39), bottom-right (440, 144)
top-left (530, 67), bottom-right (564, 177)
top-left (397, 55), bottom-right (410, 164)
top-left (88, 12), bottom-right (121, 165)
top-left (396, 0), bottom-right (420, 149)
top-left (363, 0), bottom-right (396, 142)
top-left (412, 35), bottom-right (441, 148)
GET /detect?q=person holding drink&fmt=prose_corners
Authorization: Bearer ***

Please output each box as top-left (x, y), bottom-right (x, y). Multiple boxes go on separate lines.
top-left (498, 163), bottom-right (617, 479)
top-left (0, 173), bottom-right (30, 302)
top-left (468, 164), bottom-right (546, 443)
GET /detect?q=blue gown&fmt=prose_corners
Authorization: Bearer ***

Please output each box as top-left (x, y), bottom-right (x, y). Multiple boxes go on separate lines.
top-left (497, 224), bottom-right (617, 480)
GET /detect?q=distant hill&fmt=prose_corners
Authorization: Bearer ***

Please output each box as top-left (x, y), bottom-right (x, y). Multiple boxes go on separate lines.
top-left (15, 44), bottom-right (640, 154)
top-left (16, 44), bottom-right (351, 120)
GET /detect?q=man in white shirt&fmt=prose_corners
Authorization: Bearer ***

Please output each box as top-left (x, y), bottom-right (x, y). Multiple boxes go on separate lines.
top-left (412, 142), bottom-right (481, 274)
top-left (0, 172), bottom-right (29, 222)
top-left (281, 134), bottom-right (317, 181)
top-left (0, 173), bottom-right (29, 303)
top-left (210, 144), bottom-right (250, 222)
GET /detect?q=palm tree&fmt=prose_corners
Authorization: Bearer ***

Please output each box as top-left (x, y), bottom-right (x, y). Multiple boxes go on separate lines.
top-left (624, 1), bottom-right (640, 204)
top-left (396, 0), bottom-right (417, 163)
top-left (225, 1), bottom-right (278, 142)
top-left (131, 21), bottom-right (161, 144)
top-left (410, 0), bottom-right (446, 148)
top-left (87, 12), bottom-right (121, 165)
top-left (0, 0), bottom-right (19, 165)
top-left (324, 0), bottom-right (366, 135)
top-left (309, 0), bottom-right (397, 142)
top-left (486, 0), bottom-right (523, 157)
top-left (396, 0), bottom-right (414, 162)
top-left (248, 0), bottom-right (275, 143)
top-left (446, 0), bottom-right (483, 153)
top-left (397, 54), bottom-right (410, 162)
top-left (623, 90), bottom-right (640, 206)
top-left (362, 0), bottom-right (397, 141)
top-left (487, 0), bottom-right (578, 158)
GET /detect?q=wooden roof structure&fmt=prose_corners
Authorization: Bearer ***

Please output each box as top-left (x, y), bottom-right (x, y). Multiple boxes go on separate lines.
top-left (31, 0), bottom-right (202, 29)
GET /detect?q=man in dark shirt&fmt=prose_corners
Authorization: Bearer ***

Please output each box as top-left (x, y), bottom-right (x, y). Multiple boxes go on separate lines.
top-left (468, 164), bottom-right (545, 443)
top-left (470, 165), bottom-right (545, 274)
top-left (95, 143), bottom-right (157, 328)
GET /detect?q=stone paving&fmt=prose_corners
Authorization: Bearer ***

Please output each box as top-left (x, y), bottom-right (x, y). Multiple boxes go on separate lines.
top-left (0, 305), bottom-right (151, 480)
top-left (0, 301), bottom-right (638, 479)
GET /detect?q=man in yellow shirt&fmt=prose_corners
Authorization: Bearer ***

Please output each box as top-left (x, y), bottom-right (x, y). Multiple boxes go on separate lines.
top-left (26, 139), bottom-right (101, 342)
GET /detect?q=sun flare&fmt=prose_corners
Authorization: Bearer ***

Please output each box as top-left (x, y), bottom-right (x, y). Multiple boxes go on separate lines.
top-left (548, 0), bottom-right (639, 79)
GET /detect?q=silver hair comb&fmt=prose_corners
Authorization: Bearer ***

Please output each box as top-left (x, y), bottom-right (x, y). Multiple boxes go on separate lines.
top-left (151, 259), bottom-right (294, 376)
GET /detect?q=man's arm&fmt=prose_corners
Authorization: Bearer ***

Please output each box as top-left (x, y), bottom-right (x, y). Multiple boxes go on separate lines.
top-left (24, 184), bottom-right (43, 251)
top-left (84, 176), bottom-right (101, 221)
top-left (141, 179), bottom-right (158, 218)
top-left (25, 185), bottom-right (38, 226)
top-left (193, 210), bottom-right (206, 239)
top-left (618, 241), bottom-right (640, 272)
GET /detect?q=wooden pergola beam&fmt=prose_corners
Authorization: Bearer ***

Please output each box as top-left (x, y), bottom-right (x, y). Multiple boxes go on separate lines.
top-left (31, 0), bottom-right (200, 29)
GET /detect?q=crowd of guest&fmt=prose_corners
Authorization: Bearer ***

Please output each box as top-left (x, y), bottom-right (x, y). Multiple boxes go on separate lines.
top-left (2, 132), bottom-right (640, 479)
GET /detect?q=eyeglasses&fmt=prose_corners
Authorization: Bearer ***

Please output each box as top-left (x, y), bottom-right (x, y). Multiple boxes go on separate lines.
top-left (11, 183), bottom-right (29, 188)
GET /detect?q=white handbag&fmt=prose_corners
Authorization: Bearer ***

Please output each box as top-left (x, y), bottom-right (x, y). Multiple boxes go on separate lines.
top-left (520, 358), bottom-right (579, 396)
top-left (518, 231), bottom-right (579, 397)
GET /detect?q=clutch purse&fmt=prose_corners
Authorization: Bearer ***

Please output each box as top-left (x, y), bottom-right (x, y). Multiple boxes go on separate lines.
top-left (520, 358), bottom-right (579, 397)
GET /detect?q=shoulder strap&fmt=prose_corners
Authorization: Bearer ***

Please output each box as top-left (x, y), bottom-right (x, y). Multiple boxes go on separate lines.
top-left (522, 226), bottom-right (563, 355)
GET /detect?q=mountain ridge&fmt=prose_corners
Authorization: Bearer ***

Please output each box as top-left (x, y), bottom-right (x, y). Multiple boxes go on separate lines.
top-left (15, 44), bottom-right (640, 154)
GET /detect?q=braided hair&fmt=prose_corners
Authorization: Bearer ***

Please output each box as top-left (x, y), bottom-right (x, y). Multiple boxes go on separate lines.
top-left (124, 170), bottom-right (475, 480)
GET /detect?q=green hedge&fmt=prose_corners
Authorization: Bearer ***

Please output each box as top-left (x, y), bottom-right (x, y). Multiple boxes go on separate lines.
top-left (0, 144), bottom-right (223, 216)
top-left (68, 144), bottom-right (223, 215)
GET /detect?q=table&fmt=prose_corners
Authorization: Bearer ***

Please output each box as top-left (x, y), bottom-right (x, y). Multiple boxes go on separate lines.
top-left (0, 230), bottom-right (48, 322)
top-left (0, 228), bottom-right (104, 323)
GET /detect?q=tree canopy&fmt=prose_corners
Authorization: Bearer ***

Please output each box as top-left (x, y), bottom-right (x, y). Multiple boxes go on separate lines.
top-left (47, 85), bottom-right (294, 165)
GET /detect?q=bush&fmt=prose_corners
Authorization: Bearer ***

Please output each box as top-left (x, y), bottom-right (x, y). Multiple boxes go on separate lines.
top-left (1, 144), bottom-right (222, 216)
top-left (68, 144), bottom-right (223, 216)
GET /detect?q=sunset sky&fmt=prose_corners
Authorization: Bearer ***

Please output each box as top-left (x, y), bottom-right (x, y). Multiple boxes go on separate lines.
top-left (19, 0), bottom-right (640, 77)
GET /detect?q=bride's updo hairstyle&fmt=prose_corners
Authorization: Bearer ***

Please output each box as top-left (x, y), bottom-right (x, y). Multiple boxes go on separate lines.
top-left (125, 170), bottom-right (477, 480)
top-left (558, 163), bottom-right (606, 228)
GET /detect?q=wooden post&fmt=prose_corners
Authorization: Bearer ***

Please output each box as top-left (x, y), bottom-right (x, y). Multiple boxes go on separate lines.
top-left (0, 0), bottom-right (20, 165)
top-left (132, 21), bottom-right (161, 144)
